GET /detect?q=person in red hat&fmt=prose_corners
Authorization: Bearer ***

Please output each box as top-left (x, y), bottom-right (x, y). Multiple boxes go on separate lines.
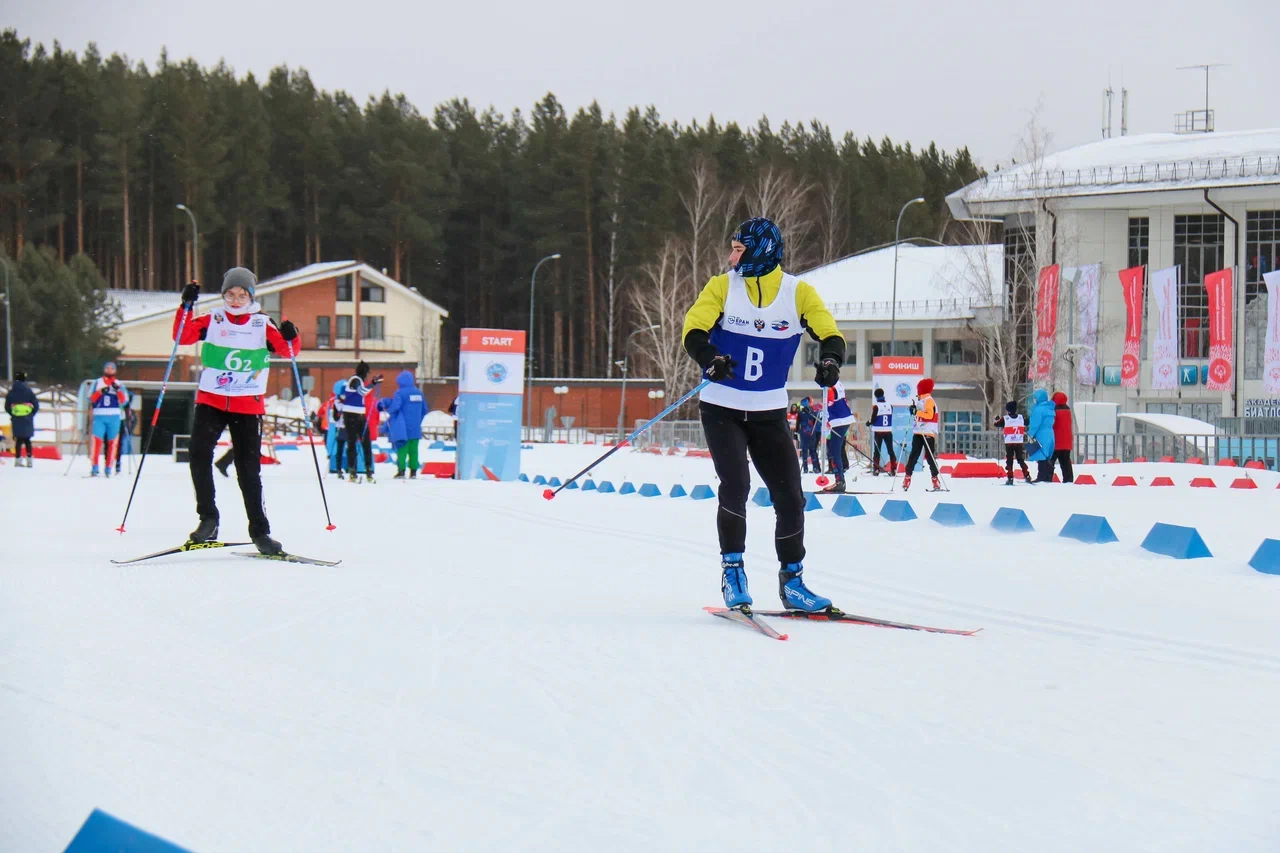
top-left (902, 378), bottom-right (940, 491)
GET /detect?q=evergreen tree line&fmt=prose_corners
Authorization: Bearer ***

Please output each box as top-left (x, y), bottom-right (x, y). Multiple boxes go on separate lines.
top-left (1, 29), bottom-right (984, 377)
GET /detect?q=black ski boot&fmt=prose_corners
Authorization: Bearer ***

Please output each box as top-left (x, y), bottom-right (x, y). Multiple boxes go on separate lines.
top-left (409, 469), bottom-right (418, 479)
top-left (252, 534), bottom-right (284, 556)
top-left (215, 461), bottom-right (231, 478)
top-left (188, 517), bottom-right (219, 544)
top-left (393, 470), bottom-right (405, 480)
top-left (821, 476), bottom-right (846, 494)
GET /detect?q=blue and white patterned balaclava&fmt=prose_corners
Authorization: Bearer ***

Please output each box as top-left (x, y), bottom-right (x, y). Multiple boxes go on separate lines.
top-left (732, 217), bottom-right (784, 278)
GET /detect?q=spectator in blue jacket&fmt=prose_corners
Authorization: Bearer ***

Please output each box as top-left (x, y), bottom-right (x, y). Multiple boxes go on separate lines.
top-left (4, 370), bottom-right (39, 467)
top-left (380, 370), bottom-right (427, 479)
top-left (1026, 388), bottom-right (1057, 482)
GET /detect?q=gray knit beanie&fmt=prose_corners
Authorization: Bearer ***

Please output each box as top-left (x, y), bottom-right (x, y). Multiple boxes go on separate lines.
top-left (221, 267), bottom-right (257, 298)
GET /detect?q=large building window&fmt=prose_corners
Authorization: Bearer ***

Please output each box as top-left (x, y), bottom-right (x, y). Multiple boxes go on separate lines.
top-left (1174, 214), bottom-right (1224, 358)
top-left (336, 275), bottom-right (353, 302)
top-left (360, 283), bottom-right (385, 303)
top-left (1146, 401), bottom-right (1221, 424)
top-left (1245, 211), bottom-right (1279, 380)
top-left (360, 315), bottom-right (385, 340)
top-left (935, 339), bottom-right (980, 366)
top-left (258, 292), bottom-right (280, 318)
top-left (870, 341), bottom-right (922, 358)
top-left (336, 315), bottom-right (353, 340)
top-left (316, 316), bottom-right (331, 348)
top-left (1003, 225), bottom-right (1036, 383)
top-left (1128, 217), bottom-right (1149, 268)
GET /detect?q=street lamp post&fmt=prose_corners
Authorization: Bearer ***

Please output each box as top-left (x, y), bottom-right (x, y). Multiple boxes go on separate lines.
top-left (176, 204), bottom-right (199, 285)
top-left (1, 258), bottom-right (12, 383)
top-left (889, 196), bottom-right (926, 357)
top-left (617, 325), bottom-right (659, 442)
top-left (526, 253), bottom-right (561, 435)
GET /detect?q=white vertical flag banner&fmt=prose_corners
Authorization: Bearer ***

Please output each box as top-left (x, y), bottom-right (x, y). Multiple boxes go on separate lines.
top-left (1150, 266), bottom-right (1180, 390)
top-left (1074, 263), bottom-right (1101, 386)
top-left (1264, 270), bottom-right (1280, 394)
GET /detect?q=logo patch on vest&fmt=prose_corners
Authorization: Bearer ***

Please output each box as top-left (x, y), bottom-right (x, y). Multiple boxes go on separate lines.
top-left (213, 313), bottom-right (225, 324)
top-left (771, 320), bottom-right (790, 332)
top-left (753, 319), bottom-right (766, 332)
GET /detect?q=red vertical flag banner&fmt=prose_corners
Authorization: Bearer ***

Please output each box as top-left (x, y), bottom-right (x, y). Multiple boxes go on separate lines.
top-left (1032, 264), bottom-right (1061, 380)
top-left (1204, 268), bottom-right (1234, 391)
top-left (1118, 266), bottom-right (1145, 388)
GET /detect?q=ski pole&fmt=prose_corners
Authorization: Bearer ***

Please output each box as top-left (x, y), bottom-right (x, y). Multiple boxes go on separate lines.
top-left (116, 300), bottom-right (192, 533)
top-left (289, 353), bottom-right (337, 530)
top-left (921, 433), bottom-right (949, 491)
top-left (544, 379), bottom-right (710, 500)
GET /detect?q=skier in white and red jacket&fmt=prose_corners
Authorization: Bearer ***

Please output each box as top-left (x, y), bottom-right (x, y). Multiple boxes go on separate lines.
top-left (172, 268), bottom-right (299, 553)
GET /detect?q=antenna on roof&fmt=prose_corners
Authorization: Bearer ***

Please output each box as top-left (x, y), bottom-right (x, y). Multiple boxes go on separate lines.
top-left (1175, 63), bottom-right (1226, 133)
top-left (1102, 83), bottom-right (1113, 139)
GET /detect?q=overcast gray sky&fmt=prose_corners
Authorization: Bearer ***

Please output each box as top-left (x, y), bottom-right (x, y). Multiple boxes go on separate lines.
top-left (11, 0), bottom-right (1279, 166)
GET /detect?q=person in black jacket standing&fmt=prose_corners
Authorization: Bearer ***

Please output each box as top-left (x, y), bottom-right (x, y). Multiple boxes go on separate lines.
top-left (4, 371), bottom-right (39, 467)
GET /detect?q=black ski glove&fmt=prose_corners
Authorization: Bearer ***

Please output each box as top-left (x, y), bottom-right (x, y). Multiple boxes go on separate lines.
top-left (373, 373), bottom-right (385, 385)
top-left (180, 282), bottom-right (200, 305)
top-left (705, 354), bottom-right (737, 382)
top-left (814, 358), bottom-right (840, 388)
top-left (278, 320), bottom-right (299, 341)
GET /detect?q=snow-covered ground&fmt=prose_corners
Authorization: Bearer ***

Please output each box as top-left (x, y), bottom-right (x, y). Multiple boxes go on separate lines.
top-left (3, 446), bottom-right (1280, 851)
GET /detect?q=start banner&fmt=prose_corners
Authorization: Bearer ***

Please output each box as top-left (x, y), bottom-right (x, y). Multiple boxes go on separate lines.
top-left (456, 328), bottom-right (526, 481)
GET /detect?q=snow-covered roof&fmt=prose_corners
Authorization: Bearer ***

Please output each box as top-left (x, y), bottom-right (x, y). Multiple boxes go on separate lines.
top-left (949, 128), bottom-right (1280, 216)
top-left (1119, 412), bottom-right (1219, 436)
top-left (798, 244), bottom-right (1003, 322)
top-left (111, 261), bottom-right (449, 328)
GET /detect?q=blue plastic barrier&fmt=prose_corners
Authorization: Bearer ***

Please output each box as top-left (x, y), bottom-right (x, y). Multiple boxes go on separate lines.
top-left (564, 480), bottom-right (580, 490)
top-left (517, 473), bottom-right (529, 483)
top-left (690, 484), bottom-right (715, 500)
top-left (752, 487), bottom-right (773, 508)
top-left (619, 481), bottom-right (637, 495)
top-left (548, 476), bottom-right (562, 487)
top-left (803, 492), bottom-right (823, 512)
top-left (1059, 513), bottom-right (1118, 544)
top-left (532, 474), bottom-right (547, 485)
top-left (582, 479), bottom-right (597, 491)
top-left (669, 484), bottom-right (687, 498)
top-left (930, 503), bottom-right (974, 527)
top-left (831, 495), bottom-right (866, 517)
top-left (65, 809), bottom-right (193, 853)
top-left (990, 507), bottom-right (1034, 533)
top-left (1249, 539), bottom-right (1280, 575)
top-left (597, 480), bottom-right (616, 494)
top-left (638, 483), bottom-right (661, 497)
top-left (880, 500), bottom-right (917, 522)
top-left (1140, 523), bottom-right (1212, 559)
top-left (429, 440), bottom-right (446, 450)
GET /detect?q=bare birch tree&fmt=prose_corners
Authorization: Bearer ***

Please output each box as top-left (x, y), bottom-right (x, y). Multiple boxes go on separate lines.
top-left (628, 236), bottom-right (702, 402)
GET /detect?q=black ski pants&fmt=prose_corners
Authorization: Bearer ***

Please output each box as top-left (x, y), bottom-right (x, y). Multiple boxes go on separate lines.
top-left (904, 434), bottom-right (939, 477)
top-left (189, 403), bottom-right (270, 536)
top-left (871, 431), bottom-right (896, 470)
top-left (14, 436), bottom-right (33, 458)
top-left (701, 402), bottom-right (805, 565)
top-left (1004, 444), bottom-right (1031, 480)
top-left (343, 412), bottom-right (374, 474)
top-left (1053, 449), bottom-right (1074, 483)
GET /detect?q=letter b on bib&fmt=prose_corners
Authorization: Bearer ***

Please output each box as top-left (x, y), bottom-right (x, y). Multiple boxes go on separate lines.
top-left (745, 347), bottom-right (764, 382)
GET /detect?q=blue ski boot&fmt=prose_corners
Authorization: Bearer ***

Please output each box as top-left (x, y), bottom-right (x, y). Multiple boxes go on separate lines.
top-left (720, 552), bottom-right (752, 610)
top-left (779, 563), bottom-right (832, 612)
top-left (90, 464), bottom-right (100, 477)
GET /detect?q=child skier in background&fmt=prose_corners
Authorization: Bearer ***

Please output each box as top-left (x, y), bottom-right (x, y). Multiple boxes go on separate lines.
top-left (88, 362), bottom-right (127, 477)
top-left (993, 400), bottom-right (1032, 485)
top-left (821, 381), bottom-right (854, 493)
top-left (902, 378), bottom-right (940, 492)
top-left (867, 387), bottom-right (896, 475)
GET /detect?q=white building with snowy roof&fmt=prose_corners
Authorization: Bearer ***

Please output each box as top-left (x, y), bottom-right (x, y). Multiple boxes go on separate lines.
top-left (947, 127), bottom-right (1280, 429)
top-left (785, 243), bottom-right (1003, 432)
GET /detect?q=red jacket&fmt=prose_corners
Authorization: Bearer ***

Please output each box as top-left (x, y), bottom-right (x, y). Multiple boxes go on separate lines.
top-left (173, 306), bottom-right (297, 415)
top-left (1052, 392), bottom-right (1072, 450)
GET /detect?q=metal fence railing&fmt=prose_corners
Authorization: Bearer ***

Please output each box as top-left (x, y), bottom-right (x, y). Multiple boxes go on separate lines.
top-left (1075, 433), bottom-right (1280, 469)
